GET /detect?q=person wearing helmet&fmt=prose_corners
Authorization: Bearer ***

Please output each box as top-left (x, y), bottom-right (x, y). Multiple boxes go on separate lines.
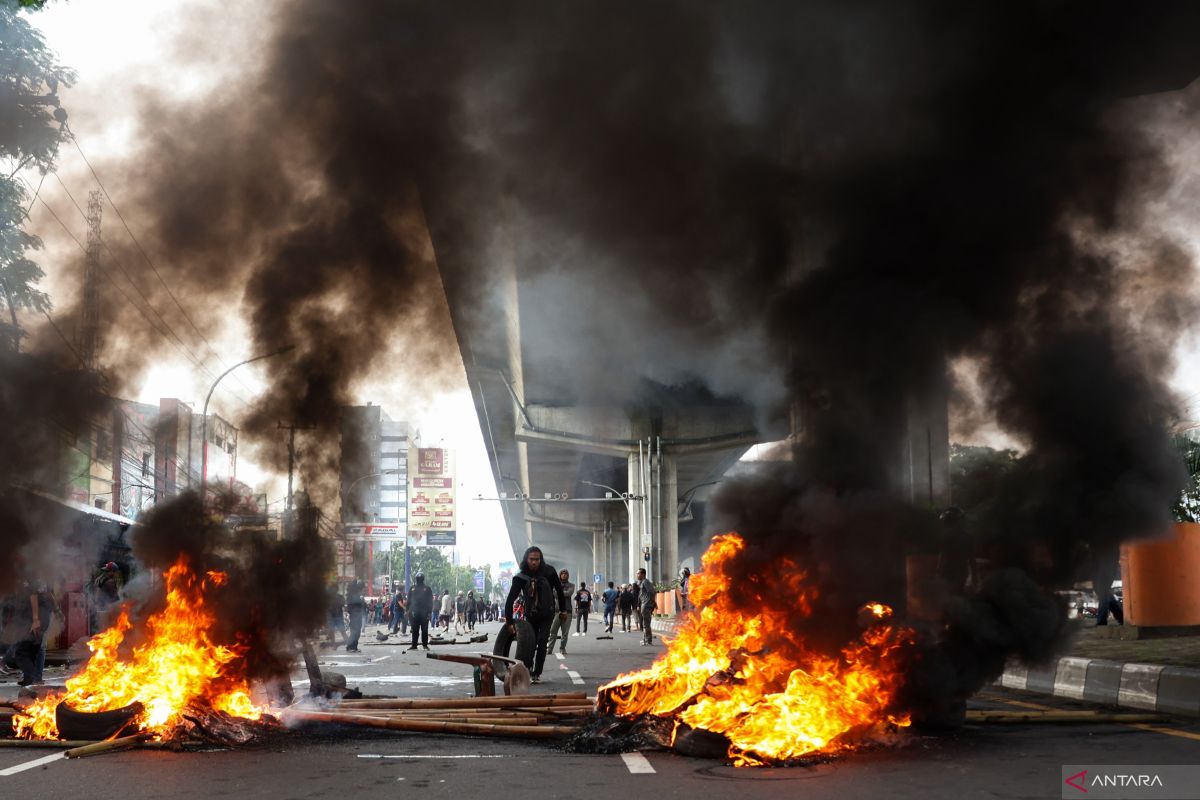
top-left (406, 573), bottom-right (434, 651)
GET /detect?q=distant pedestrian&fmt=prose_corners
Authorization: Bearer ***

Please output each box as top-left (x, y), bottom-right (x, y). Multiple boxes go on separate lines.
top-left (439, 591), bottom-right (454, 632)
top-left (547, 569), bottom-right (575, 654)
top-left (504, 546), bottom-right (568, 684)
top-left (636, 568), bottom-right (656, 645)
top-left (574, 584), bottom-right (592, 634)
top-left (345, 579), bottom-right (365, 652)
top-left (678, 567), bottom-right (692, 613)
top-left (407, 573), bottom-right (434, 650)
top-left (389, 589), bottom-right (407, 635)
top-left (618, 584), bottom-right (634, 631)
top-left (466, 590), bottom-right (478, 632)
top-left (631, 580), bottom-right (642, 631)
top-left (325, 585), bottom-right (348, 648)
top-left (602, 581), bottom-right (619, 632)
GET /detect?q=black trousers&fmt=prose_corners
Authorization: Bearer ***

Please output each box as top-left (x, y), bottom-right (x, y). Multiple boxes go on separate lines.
top-left (410, 614), bottom-right (430, 647)
top-left (347, 606), bottom-right (363, 650)
top-left (576, 609), bottom-right (589, 633)
top-left (529, 614), bottom-right (554, 677)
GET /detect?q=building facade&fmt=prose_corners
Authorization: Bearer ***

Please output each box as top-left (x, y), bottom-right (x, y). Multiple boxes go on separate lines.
top-left (339, 404), bottom-right (409, 528)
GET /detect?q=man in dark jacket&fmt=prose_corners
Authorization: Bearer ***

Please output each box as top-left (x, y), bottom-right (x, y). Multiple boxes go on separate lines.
top-left (504, 546), bottom-right (568, 683)
top-left (345, 579), bottom-right (365, 652)
top-left (406, 573), bottom-right (434, 650)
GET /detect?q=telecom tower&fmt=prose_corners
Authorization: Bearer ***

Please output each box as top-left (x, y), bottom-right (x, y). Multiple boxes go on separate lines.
top-left (78, 189), bottom-right (102, 368)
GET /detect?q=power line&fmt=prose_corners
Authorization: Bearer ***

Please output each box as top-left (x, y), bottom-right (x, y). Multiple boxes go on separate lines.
top-left (65, 131), bottom-right (257, 398)
top-left (32, 174), bottom-right (252, 409)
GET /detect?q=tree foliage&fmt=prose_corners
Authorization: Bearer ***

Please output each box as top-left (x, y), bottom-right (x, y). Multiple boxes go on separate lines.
top-left (949, 443), bottom-right (1020, 516)
top-left (1171, 435), bottom-right (1200, 523)
top-left (0, 3), bottom-right (73, 350)
top-left (373, 545), bottom-right (496, 599)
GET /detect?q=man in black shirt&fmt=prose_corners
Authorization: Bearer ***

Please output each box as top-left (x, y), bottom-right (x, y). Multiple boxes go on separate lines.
top-left (503, 546), bottom-right (567, 684)
top-left (406, 573), bottom-right (434, 650)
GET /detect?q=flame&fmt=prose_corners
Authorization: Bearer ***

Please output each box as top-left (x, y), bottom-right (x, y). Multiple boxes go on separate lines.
top-left (600, 533), bottom-right (915, 765)
top-left (14, 556), bottom-right (269, 740)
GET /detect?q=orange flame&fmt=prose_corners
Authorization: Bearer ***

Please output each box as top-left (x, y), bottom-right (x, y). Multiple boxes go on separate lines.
top-left (14, 556), bottom-right (268, 740)
top-left (600, 533), bottom-right (915, 765)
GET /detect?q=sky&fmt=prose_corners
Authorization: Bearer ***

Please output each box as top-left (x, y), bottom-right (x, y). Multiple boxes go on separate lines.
top-left (20, 0), bottom-right (514, 571)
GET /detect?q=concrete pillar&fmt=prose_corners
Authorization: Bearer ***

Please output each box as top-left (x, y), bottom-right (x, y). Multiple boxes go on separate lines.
top-left (628, 452), bottom-right (646, 584)
top-left (593, 528), bottom-right (605, 589)
top-left (660, 452), bottom-right (678, 586)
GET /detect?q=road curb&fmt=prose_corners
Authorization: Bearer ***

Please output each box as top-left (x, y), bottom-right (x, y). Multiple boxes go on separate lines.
top-left (999, 657), bottom-right (1200, 716)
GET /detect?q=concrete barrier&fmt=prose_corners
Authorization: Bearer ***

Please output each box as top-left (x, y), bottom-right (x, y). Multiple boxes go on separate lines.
top-left (998, 657), bottom-right (1200, 716)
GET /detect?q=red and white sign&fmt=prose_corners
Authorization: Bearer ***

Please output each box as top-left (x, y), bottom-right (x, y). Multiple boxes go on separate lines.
top-left (344, 522), bottom-right (405, 542)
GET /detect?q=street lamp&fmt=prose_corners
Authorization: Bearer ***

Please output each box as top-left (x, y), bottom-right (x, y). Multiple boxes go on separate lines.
top-left (582, 480), bottom-right (644, 581)
top-left (199, 344), bottom-right (295, 504)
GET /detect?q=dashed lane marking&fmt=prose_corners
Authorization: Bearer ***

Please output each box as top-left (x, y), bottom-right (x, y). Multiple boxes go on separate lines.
top-left (567, 670), bottom-right (585, 685)
top-left (621, 752), bottom-right (655, 774)
top-left (0, 753), bottom-right (65, 776)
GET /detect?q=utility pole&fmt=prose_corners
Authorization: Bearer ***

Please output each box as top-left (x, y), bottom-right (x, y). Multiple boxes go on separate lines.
top-left (278, 421), bottom-right (316, 531)
top-left (79, 190), bottom-right (102, 369)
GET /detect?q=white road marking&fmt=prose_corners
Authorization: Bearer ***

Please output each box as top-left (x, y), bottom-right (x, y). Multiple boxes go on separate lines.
top-left (567, 670), bottom-right (585, 685)
top-left (358, 754), bottom-right (510, 760)
top-left (0, 753), bottom-right (65, 776)
top-left (621, 752), bottom-right (655, 774)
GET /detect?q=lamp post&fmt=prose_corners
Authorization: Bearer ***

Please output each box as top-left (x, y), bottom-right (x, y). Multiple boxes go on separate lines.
top-left (199, 344), bottom-right (294, 505)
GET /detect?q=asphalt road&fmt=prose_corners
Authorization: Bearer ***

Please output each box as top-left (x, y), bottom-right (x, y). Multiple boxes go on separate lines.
top-left (1, 616), bottom-right (1197, 799)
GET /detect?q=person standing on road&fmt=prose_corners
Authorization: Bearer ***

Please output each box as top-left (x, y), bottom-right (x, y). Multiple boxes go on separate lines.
top-left (466, 590), bottom-right (479, 632)
top-left (547, 569), bottom-right (575, 654)
top-left (345, 578), bottom-right (365, 652)
top-left (630, 580), bottom-right (642, 631)
top-left (618, 584), bottom-right (634, 632)
top-left (574, 583), bottom-right (592, 635)
top-left (439, 590), bottom-right (454, 632)
top-left (602, 581), bottom-right (619, 633)
top-left (678, 567), bottom-right (691, 613)
top-left (636, 568), bottom-right (657, 646)
top-left (504, 546), bottom-right (568, 684)
top-left (406, 573), bottom-right (434, 651)
top-left (389, 588), bottom-right (407, 635)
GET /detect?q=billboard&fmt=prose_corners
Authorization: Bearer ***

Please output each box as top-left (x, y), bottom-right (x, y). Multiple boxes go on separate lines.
top-left (409, 448), bottom-right (455, 541)
top-left (427, 530), bottom-right (457, 546)
top-left (344, 522), bottom-right (405, 542)
top-left (473, 569), bottom-right (486, 592)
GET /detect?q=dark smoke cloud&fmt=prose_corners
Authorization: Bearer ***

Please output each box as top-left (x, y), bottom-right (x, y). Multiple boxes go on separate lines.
top-left (30, 0), bottom-right (1200, 715)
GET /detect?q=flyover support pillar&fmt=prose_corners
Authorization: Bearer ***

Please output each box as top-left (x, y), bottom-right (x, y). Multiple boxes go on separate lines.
top-left (593, 528), bottom-right (605, 590)
top-left (627, 452), bottom-right (646, 584)
top-left (660, 452), bottom-right (678, 587)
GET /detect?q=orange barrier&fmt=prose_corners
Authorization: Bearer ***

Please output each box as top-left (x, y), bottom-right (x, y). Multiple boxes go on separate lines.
top-left (1121, 522), bottom-right (1200, 626)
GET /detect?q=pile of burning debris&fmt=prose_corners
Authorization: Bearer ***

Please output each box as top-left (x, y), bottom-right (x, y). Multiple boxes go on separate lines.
top-left (0, 533), bottom-right (924, 766)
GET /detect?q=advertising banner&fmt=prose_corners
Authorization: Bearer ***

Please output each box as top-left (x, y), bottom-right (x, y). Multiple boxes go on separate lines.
top-left (344, 522), bottom-right (405, 542)
top-left (409, 448), bottom-right (455, 541)
top-left (473, 569), bottom-right (486, 592)
top-left (427, 530), bottom-right (457, 546)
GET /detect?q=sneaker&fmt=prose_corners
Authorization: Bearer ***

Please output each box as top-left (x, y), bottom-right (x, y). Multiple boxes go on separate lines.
top-left (422, 645), bottom-right (430, 650)
top-left (530, 676), bottom-right (541, 684)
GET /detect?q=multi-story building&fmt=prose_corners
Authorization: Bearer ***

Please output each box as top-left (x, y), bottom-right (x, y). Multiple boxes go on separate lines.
top-left (339, 404), bottom-right (408, 527)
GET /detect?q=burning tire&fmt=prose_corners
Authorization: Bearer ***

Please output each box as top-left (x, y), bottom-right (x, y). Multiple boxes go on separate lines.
top-left (55, 702), bottom-right (144, 741)
top-left (493, 620), bottom-right (535, 668)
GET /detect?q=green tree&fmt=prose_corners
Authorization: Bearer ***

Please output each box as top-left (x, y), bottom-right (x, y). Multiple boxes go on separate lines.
top-left (949, 443), bottom-right (1020, 516)
top-left (0, 4), bottom-right (73, 351)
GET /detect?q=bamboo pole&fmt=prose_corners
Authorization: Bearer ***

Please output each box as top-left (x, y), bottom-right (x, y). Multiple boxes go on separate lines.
top-left (334, 695), bottom-right (592, 711)
top-left (64, 732), bottom-right (151, 759)
top-left (0, 739), bottom-right (102, 748)
top-left (283, 710), bottom-right (577, 739)
top-left (965, 711), bottom-right (1164, 724)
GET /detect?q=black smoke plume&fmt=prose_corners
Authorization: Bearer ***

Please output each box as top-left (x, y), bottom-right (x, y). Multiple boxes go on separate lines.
top-left (29, 1), bottom-right (1200, 715)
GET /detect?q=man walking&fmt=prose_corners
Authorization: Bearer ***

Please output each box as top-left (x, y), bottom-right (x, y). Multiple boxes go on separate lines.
top-left (636, 568), bottom-right (657, 646)
top-left (618, 584), bottom-right (634, 631)
top-left (574, 583), bottom-right (592, 635)
top-left (406, 573), bottom-right (434, 651)
top-left (602, 581), bottom-right (619, 633)
top-left (546, 569), bottom-right (574, 654)
top-left (504, 546), bottom-right (568, 684)
top-left (439, 590), bottom-right (454, 632)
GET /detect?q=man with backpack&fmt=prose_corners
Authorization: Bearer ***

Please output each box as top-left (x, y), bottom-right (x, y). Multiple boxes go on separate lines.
top-left (503, 546), bottom-right (568, 684)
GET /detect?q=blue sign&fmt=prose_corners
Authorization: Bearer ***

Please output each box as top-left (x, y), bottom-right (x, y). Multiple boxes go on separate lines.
top-left (427, 531), bottom-right (457, 546)
top-left (473, 569), bottom-right (485, 592)
top-left (593, 573), bottom-right (602, 584)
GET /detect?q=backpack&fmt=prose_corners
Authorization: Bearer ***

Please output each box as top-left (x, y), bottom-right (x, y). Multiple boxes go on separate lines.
top-left (520, 570), bottom-right (556, 619)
